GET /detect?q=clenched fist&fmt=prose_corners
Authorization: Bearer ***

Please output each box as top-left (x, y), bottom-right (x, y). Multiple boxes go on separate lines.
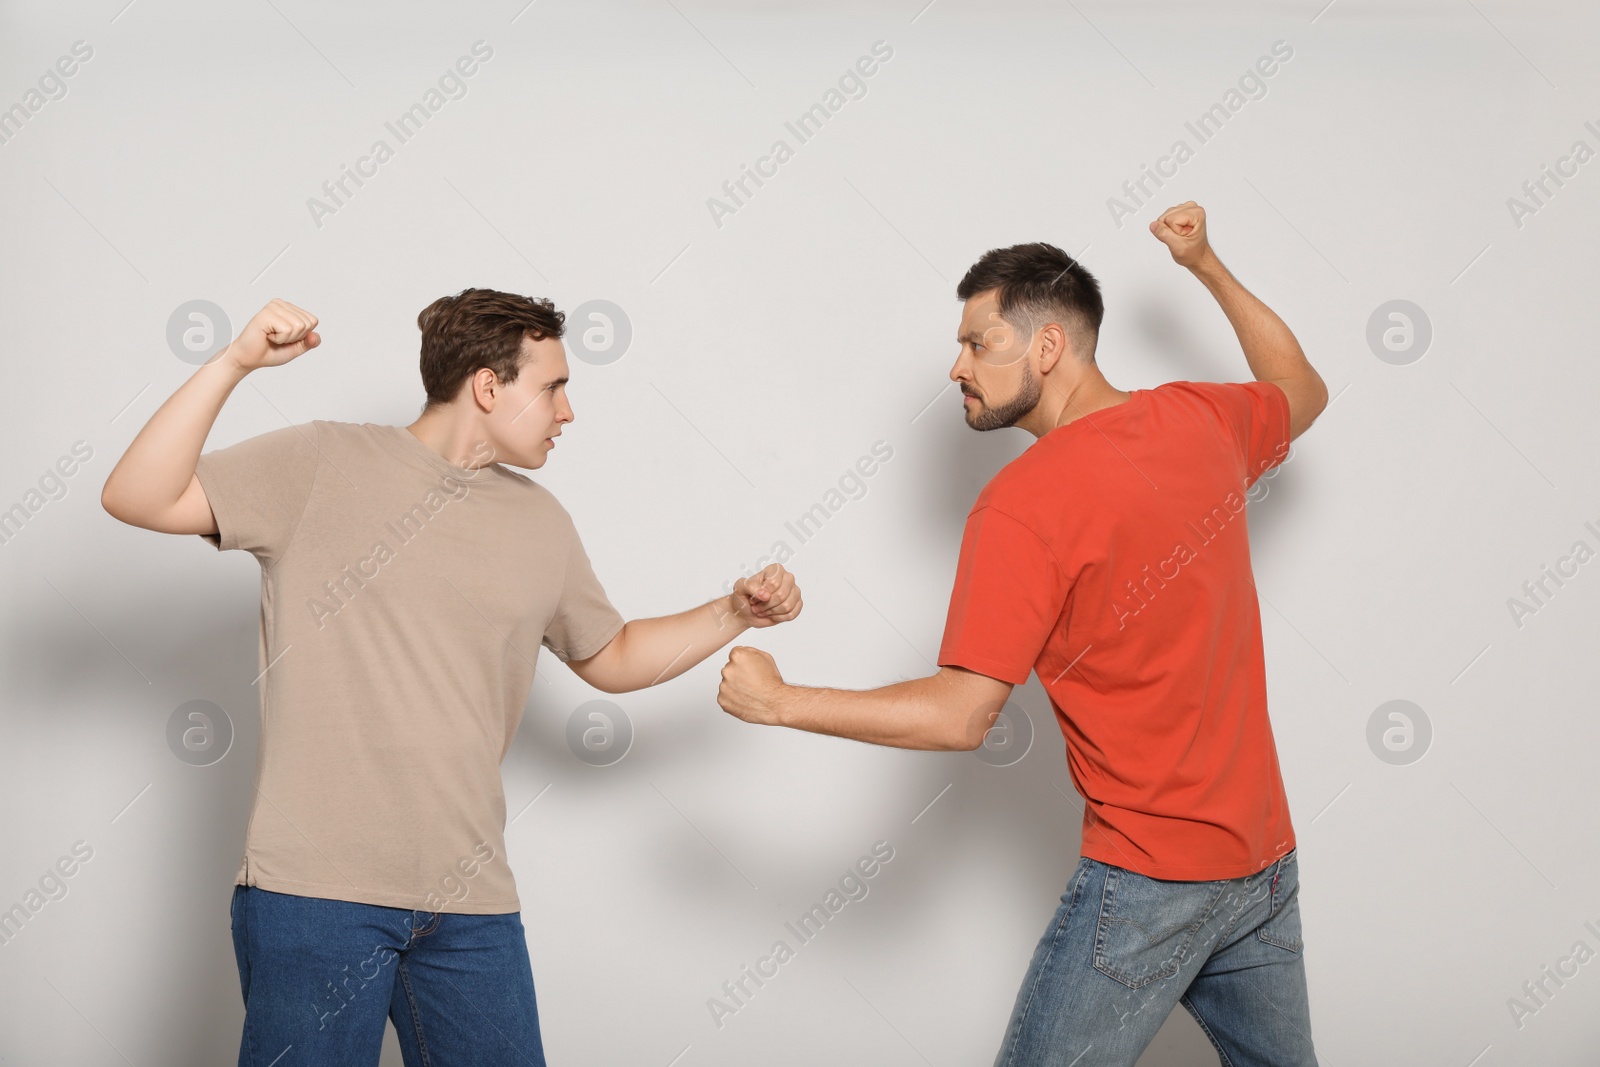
top-left (222, 298), bottom-right (321, 372)
top-left (717, 645), bottom-right (786, 726)
top-left (1149, 201), bottom-right (1212, 269)
top-left (726, 563), bottom-right (803, 629)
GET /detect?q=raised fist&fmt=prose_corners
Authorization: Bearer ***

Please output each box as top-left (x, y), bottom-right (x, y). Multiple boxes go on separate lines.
top-left (717, 645), bottom-right (785, 726)
top-left (1149, 201), bottom-right (1212, 269)
top-left (726, 563), bottom-right (803, 629)
top-left (221, 298), bottom-right (321, 372)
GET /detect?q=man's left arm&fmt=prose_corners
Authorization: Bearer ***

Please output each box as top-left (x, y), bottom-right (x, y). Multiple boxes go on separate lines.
top-left (1149, 200), bottom-right (1329, 441)
top-left (567, 564), bottom-right (801, 694)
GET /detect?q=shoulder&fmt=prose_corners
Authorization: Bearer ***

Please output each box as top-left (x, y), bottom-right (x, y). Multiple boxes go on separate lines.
top-left (513, 476), bottom-right (580, 527)
top-left (1142, 379), bottom-right (1225, 411)
top-left (304, 419), bottom-right (374, 448)
top-left (210, 418), bottom-right (323, 458)
top-left (1108, 381), bottom-right (1242, 434)
top-left (970, 451), bottom-right (1058, 539)
top-left (974, 453), bottom-right (1036, 512)
top-left (314, 419), bottom-right (407, 440)
top-left (1162, 378), bottom-right (1282, 410)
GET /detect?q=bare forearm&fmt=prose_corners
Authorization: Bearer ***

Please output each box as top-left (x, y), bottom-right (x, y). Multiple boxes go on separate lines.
top-left (604, 596), bottom-right (750, 692)
top-left (773, 675), bottom-right (978, 751)
top-left (1189, 251), bottom-right (1321, 387)
top-left (102, 358), bottom-right (249, 518)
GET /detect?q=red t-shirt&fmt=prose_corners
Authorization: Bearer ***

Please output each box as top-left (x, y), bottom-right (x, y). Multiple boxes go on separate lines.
top-left (937, 379), bottom-right (1296, 880)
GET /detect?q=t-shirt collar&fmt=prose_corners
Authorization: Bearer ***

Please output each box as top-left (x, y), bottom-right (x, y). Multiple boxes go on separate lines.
top-left (1039, 388), bottom-right (1148, 443)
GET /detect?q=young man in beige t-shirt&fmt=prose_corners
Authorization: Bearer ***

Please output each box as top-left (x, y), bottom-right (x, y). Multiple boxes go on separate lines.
top-left (102, 289), bottom-right (800, 1066)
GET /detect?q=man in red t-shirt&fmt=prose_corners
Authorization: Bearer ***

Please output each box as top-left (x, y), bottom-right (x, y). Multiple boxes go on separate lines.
top-left (718, 202), bottom-right (1329, 1065)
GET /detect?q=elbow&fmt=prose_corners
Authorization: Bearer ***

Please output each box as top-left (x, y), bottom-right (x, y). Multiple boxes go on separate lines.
top-left (101, 485), bottom-right (153, 529)
top-left (1277, 370), bottom-right (1330, 442)
top-left (100, 480), bottom-right (129, 523)
top-left (567, 664), bottom-right (620, 694)
top-left (1305, 376), bottom-right (1331, 434)
top-left (565, 654), bottom-right (632, 695)
top-left (935, 670), bottom-right (1011, 752)
top-left (950, 712), bottom-right (992, 752)
top-left (1311, 370), bottom-right (1330, 417)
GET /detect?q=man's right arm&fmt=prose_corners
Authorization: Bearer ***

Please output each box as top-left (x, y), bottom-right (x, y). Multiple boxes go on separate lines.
top-left (100, 299), bottom-right (320, 535)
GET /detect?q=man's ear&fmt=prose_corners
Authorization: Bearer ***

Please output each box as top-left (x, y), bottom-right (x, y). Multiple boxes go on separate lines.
top-left (1037, 321), bottom-right (1070, 374)
top-left (471, 366), bottom-right (501, 410)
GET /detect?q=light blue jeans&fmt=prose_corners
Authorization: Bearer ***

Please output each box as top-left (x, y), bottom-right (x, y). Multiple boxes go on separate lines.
top-left (994, 849), bottom-right (1317, 1066)
top-left (230, 885), bottom-right (547, 1067)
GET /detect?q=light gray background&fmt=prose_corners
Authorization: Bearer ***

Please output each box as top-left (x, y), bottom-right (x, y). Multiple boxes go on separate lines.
top-left (3, 0), bottom-right (1598, 1063)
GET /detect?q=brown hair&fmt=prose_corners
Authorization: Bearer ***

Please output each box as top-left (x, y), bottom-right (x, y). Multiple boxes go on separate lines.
top-left (416, 288), bottom-right (565, 409)
top-left (955, 243), bottom-right (1104, 362)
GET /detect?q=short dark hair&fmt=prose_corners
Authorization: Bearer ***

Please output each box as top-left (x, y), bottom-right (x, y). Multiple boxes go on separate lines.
top-left (416, 288), bottom-right (565, 409)
top-left (955, 242), bottom-right (1104, 362)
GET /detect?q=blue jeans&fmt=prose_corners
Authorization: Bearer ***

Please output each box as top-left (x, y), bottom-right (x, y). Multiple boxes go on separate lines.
top-left (229, 885), bottom-right (547, 1067)
top-left (994, 849), bottom-right (1317, 1066)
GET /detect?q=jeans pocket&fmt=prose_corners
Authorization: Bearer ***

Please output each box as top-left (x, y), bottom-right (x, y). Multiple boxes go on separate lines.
top-left (1257, 852), bottom-right (1304, 954)
top-left (1092, 866), bottom-right (1224, 989)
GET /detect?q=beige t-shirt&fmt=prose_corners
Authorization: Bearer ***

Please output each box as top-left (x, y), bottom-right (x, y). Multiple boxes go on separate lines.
top-left (194, 420), bottom-right (624, 914)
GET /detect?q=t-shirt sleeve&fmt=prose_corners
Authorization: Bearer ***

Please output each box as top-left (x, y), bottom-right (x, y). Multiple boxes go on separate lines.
top-left (193, 421), bottom-right (321, 562)
top-left (1198, 380), bottom-right (1291, 487)
top-left (936, 505), bottom-right (1065, 686)
top-left (542, 525), bottom-right (626, 663)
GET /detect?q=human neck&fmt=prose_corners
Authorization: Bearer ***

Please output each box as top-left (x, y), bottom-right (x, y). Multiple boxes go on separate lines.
top-left (406, 406), bottom-right (494, 470)
top-left (1020, 367), bottom-right (1131, 438)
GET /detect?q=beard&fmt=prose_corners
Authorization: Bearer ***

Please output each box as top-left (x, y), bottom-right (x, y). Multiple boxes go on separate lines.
top-left (966, 361), bottom-right (1042, 431)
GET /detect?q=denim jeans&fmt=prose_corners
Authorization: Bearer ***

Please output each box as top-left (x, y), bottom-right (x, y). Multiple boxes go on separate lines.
top-left (993, 849), bottom-right (1317, 1066)
top-left (229, 885), bottom-right (547, 1067)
